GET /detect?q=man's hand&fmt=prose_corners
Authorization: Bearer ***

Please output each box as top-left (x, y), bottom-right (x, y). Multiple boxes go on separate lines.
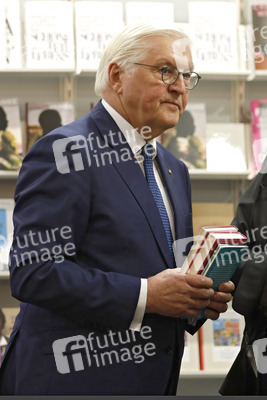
top-left (146, 269), bottom-right (215, 317)
top-left (203, 281), bottom-right (235, 320)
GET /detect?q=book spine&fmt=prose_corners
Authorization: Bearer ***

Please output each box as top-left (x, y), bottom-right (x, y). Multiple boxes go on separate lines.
top-left (193, 240), bottom-right (218, 274)
top-left (198, 327), bottom-right (204, 370)
top-left (180, 232), bottom-right (208, 273)
top-left (184, 232), bottom-right (209, 273)
top-left (251, 100), bottom-right (262, 171)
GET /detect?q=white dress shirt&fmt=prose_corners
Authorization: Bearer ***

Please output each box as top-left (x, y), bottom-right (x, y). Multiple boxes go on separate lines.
top-left (0, 334), bottom-right (7, 366)
top-left (102, 99), bottom-right (175, 331)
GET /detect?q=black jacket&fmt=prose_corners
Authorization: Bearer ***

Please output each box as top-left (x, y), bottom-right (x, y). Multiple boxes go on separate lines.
top-left (220, 169), bottom-right (267, 395)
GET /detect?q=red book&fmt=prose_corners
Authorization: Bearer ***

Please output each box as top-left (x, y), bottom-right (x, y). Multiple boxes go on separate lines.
top-left (179, 226), bottom-right (243, 274)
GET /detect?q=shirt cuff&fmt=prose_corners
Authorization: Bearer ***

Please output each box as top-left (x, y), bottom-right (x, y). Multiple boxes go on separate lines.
top-left (129, 278), bottom-right (147, 332)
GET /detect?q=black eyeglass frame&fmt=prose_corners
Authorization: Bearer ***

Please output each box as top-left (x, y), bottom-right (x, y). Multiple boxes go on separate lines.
top-left (133, 62), bottom-right (201, 90)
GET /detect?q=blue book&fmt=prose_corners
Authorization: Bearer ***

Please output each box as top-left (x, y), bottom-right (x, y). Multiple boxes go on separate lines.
top-left (202, 243), bottom-right (248, 290)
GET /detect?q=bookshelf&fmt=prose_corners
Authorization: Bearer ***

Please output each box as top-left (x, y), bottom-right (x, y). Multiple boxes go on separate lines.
top-left (0, 0), bottom-right (266, 395)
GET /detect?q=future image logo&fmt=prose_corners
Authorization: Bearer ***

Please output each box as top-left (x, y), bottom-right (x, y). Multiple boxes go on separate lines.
top-left (52, 326), bottom-right (156, 374)
top-left (53, 135), bottom-right (91, 174)
top-left (53, 335), bottom-right (91, 374)
top-left (252, 338), bottom-right (267, 374)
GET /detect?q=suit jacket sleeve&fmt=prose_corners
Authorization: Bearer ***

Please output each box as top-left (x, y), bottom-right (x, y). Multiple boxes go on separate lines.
top-left (9, 130), bottom-right (141, 330)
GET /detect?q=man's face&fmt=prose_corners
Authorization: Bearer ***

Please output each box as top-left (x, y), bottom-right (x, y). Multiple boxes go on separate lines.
top-left (118, 36), bottom-right (193, 139)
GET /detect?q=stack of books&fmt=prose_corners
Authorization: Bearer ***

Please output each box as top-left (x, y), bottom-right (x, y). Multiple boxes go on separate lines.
top-left (179, 226), bottom-right (248, 289)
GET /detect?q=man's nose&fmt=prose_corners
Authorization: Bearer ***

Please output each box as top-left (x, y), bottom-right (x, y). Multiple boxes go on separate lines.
top-left (168, 74), bottom-right (186, 94)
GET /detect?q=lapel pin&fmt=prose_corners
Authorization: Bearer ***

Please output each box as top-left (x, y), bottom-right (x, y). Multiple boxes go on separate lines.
top-left (168, 169), bottom-right (172, 174)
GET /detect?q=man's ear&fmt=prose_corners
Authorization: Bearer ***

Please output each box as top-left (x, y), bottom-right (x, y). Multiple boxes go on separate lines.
top-left (108, 62), bottom-right (123, 94)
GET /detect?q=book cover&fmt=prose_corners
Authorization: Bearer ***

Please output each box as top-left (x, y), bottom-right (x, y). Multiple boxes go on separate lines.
top-left (125, 2), bottom-right (174, 26)
top-left (0, 98), bottom-right (23, 171)
top-left (162, 103), bottom-right (206, 169)
top-left (201, 243), bottom-right (248, 290)
top-left (202, 307), bottom-right (245, 370)
top-left (0, 0), bottom-right (22, 69)
top-left (251, 99), bottom-right (267, 172)
top-left (251, 4), bottom-right (267, 69)
top-left (206, 123), bottom-right (248, 172)
top-left (25, 1), bottom-right (75, 70)
top-left (188, 1), bottom-right (239, 72)
top-left (26, 102), bottom-right (75, 151)
top-left (75, 1), bottom-right (124, 72)
top-left (0, 199), bottom-right (14, 271)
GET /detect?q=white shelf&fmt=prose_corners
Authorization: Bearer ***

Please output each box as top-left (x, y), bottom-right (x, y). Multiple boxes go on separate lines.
top-left (0, 68), bottom-right (75, 77)
top-left (189, 170), bottom-right (251, 180)
top-left (0, 68), bottom-right (253, 81)
top-left (254, 70), bottom-right (267, 80)
top-left (180, 370), bottom-right (227, 378)
top-left (0, 271), bottom-right (10, 280)
top-left (199, 70), bottom-right (251, 81)
top-left (0, 170), bottom-right (252, 181)
top-left (0, 171), bottom-right (19, 179)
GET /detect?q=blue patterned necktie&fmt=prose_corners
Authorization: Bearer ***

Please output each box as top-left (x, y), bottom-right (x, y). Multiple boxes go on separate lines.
top-left (142, 143), bottom-right (175, 265)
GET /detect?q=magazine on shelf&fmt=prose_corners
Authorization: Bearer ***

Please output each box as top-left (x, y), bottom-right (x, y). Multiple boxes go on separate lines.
top-left (251, 99), bottom-right (267, 172)
top-left (162, 103), bottom-right (207, 169)
top-left (125, 2), bottom-right (174, 25)
top-left (24, 1), bottom-right (75, 70)
top-left (180, 330), bottom-right (200, 372)
top-left (188, 1), bottom-right (239, 72)
top-left (26, 102), bottom-right (75, 151)
top-left (2, 307), bottom-right (20, 338)
top-left (0, 199), bottom-right (14, 271)
top-left (75, 1), bottom-right (123, 72)
top-left (206, 123), bottom-right (248, 173)
top-left (251, 4), bottom-right (267, 70)
top-left (200, 307), bottom-right (245, 370)
top-left (0, 98), bottom-right (23, 171)
top-left (0, 0), bottom-right (22, 69)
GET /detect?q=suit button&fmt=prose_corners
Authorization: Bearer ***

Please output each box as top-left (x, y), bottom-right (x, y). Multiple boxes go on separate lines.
top-left (164, 345), bottom-right (172, 355)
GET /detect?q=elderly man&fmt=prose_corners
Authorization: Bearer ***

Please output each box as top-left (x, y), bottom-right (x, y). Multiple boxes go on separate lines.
top-left (0, 25), bottom-right (233, 395)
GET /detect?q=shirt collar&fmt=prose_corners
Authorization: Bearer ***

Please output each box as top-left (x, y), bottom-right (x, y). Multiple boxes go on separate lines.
top-left (101, 99), bottom-right (158, 158)
top-left (0, 335), bottom-right (7, 347)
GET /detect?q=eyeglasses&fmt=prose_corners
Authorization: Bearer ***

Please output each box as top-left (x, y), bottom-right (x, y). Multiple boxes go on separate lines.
top-left (133, 63), bottom-right (201, 90)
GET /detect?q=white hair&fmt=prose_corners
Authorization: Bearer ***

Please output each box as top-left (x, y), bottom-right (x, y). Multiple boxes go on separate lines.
top-left (94, 24), bottom-right (189, 97)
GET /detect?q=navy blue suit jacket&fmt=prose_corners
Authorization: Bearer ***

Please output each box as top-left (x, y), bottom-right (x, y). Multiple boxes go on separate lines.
top-left (0, 101), bottom-right (196, 395)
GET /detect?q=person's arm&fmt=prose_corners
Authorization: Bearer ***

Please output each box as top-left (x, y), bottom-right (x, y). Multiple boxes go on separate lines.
top-left (9, 131), bottom-right (141, 330)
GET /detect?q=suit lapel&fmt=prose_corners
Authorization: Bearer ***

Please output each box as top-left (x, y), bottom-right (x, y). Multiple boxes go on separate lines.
top-left (90, 102), bottom-right (174, 268)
